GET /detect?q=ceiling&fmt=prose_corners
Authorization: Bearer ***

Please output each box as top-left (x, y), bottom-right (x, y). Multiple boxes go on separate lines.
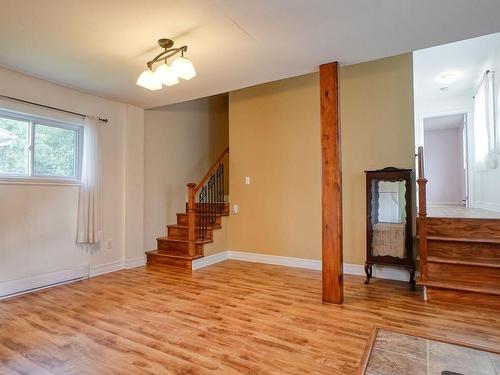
top-left (1, 1), bottom-right (500, 109)
top-left (424, 114), bottom-right (465, 131)
top-left (414, 31), bottom-right (500, 102)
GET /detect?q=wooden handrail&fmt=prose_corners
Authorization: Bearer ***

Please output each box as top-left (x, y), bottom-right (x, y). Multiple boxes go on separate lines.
top-left (416, 146), bottom-right (428, 283)
top-left (195, 147), bottom-right (229, 192)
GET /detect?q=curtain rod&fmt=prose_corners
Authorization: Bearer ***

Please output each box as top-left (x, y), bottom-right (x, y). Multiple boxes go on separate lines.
top-left (0, 94), bottom-right (109, 123)
top-left (473, 69), bottom-right (494, 99)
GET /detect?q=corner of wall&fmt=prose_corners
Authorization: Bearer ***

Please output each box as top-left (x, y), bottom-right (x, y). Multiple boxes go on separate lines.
top-left (124, 105), bottom-right (145, 261)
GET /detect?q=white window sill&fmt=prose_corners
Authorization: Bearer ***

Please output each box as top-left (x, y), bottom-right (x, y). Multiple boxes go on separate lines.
top-left (0, 178), bottom-right (80, 186)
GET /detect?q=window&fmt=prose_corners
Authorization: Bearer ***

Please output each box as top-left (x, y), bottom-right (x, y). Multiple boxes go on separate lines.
top-left (473, 71), bottom-right (496, 171)
top-left (0, 111), bottom-right (83, 181)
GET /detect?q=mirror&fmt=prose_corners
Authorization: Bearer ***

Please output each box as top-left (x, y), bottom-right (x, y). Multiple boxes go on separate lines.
top-left (370, 180), bottom-right (407, 258)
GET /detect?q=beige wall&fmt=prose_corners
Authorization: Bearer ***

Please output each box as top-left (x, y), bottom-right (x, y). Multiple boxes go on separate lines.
top-left (228, 74), bottom-right (322, 259)
top-left (144, 94), bottom-right (229, 252)
top-left (227, 53), bottom-right (414, 264)
top-left (341, 53), bottom-right (415, 264)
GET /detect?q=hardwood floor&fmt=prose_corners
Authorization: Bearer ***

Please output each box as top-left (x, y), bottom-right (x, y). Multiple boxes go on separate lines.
top-left (428, 204), bottom-right (500, 219)
top-left (0, 261), bottom-right (499, 374)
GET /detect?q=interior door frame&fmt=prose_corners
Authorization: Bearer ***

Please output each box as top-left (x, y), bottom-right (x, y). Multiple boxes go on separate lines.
top-left (419, 110), bottom-right (469, 207)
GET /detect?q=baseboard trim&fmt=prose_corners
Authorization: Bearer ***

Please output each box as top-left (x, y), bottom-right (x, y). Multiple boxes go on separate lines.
top-left (90, 255), bottom-right (146, 277)
top-left (124, 256), bottom-right (147, 269)
top-left (192, 252), bottom-right (229, 270)
top-left (229, 251), bottom-right (322, 270)
top-left (1, 255), bottom-right (146, 299)
top-left (192, 251), bottom-right (412, 282)
top-left (90, 260), bottom-right (124, 277)
top-left (0, 265), bottom-right (89, 300)
top-left (471, 202), bottom-right (500, 213)
top-left (428, 201), bottom-right (463, 205)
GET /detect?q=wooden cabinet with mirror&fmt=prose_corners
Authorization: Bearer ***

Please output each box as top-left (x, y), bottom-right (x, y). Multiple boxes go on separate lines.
top-left (364, 168), bottom-right (415, 290)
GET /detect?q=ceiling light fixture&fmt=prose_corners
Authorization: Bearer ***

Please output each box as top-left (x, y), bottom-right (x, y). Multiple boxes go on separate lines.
top-left (439, 73), bottom-right (458, 85)
top-left (137, 38), bottom-right (196, 90)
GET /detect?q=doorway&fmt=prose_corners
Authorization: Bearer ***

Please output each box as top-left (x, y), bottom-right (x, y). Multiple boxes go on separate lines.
top-left (423, 113), bottom-right (468, 207)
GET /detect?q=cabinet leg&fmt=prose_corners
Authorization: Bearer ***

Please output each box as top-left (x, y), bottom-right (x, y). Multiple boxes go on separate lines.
top-left (364, 264), bottom-right (372, 285)
top-left (407, 268), bottom-right (416, 291)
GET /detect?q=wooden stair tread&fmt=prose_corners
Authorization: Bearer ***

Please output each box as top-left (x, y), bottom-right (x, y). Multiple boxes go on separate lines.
top-left (156, 236), bottom-right (212, 244)
top-left (426, 235), bottom-right (500, 244)
top-left (418, 279), bottom-right (500, 296)
top-left (146, 250), bottom-right (203, 260)
top-left (427, 256), bottom-right (500, 268)
top-left (147, 149), bottom-right (228, 269)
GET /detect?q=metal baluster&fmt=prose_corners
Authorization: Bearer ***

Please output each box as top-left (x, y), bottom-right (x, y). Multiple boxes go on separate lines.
top-left (201, 185), bottom-right (207, 240)
top-left (203, 185), bottom-right (207, 239)
top-left (221, 163), bottom-right (225, 213)
top-left (220, 164), bottom-right (223, 213)
top-left (217, 164), bottom-right (221, 214)
top-left (214, 172), bottom-right (218, 221)
top-left (209, 173), bottom-right (215, 225)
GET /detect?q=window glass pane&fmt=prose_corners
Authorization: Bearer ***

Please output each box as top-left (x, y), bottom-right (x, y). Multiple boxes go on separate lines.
top-left (0, 116), bottom-right (29, 175)
top-left (33, 123), bottom-right (77, 177)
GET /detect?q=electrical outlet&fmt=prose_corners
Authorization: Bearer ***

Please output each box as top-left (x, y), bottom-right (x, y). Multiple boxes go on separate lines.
top-left (232, 204), bottom-right (239, 214)
top-left (245, 176), bottom-right (251, 185)
top-left (106, 239), bottom-right (112, 249)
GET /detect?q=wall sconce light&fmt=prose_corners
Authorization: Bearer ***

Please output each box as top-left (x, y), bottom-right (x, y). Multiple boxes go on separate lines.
top-left (137, 38), bottom-right (196, 90)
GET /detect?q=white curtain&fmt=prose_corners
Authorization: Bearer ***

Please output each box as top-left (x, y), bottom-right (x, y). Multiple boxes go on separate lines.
top-left (474, 71), bottom-right (496, 171)
top-left (76, 116), bottom-right (102, 244)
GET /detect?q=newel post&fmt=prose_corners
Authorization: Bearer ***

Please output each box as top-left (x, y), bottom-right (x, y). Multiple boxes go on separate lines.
top-left (187, 183), bottom-right (197, 257)
top-left (416, 146), bottom-right (428, 282)
top-left (417, 177), bottom-right (428, 282)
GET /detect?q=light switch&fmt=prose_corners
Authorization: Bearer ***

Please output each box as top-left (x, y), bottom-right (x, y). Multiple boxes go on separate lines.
top-left (245, 176), bottom-right (251, 185)
top-left (232, 204), bottom-right (239, 214)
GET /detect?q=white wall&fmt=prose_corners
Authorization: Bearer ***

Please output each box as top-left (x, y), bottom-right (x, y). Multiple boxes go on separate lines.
top-left (0, 67), bottom-right (144, 291)
top-left (424, 127), bottom-right (465, 204)
top-left (414, 46), bottom-right (500, 212)
top-left (414, 93), bottom-right (475, 206)
top-left (144, 95), bottom-right (228, 253)
top-left (473, 48), bottom-right (500, 212)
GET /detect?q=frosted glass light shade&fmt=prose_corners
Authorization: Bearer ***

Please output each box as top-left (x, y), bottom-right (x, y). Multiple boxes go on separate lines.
top-left (439, 73), bottom-right (458, 84)
top-left (171, 56), bottom-right (196, 80)
top-left (154, 63), bottom-right (179, 86)
top-left (136, 69), bottom-right (162, 90)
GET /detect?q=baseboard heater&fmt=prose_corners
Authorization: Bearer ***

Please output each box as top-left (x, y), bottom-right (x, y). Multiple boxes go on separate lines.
top-left (0, 265), bottom-right (89, 300)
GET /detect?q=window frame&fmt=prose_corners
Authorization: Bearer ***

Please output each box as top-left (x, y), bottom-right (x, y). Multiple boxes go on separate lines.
top-left (0, 109), bottom-right (83, 185)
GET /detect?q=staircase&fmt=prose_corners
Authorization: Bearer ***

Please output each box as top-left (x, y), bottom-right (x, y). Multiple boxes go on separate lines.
top-left (146, 147), bottom-right (229, 269)
top-left (416, 147), bottom-right (500, 309)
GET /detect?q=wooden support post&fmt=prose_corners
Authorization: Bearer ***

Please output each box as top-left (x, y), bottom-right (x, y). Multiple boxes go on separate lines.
top-left (320, 62), bottom-right (343, 304)
top-left (187, 183), bottom-right (197, 257)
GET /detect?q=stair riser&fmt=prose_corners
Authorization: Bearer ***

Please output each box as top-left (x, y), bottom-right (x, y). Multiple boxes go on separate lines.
top-left (427, 263), bottom-right (500, 290)
top-left (157, 240), bottom-right (203, 254)
top-left (146, 253), bottom-right (192, 269)
top-left (167, 226), bottom-right (213, 240)
top-left (177, 214), bottom-right (221, 226)
top-left (427, 217), bottom-right (500, 240)
top-left (426, 287), bottom-right (500, 311)
top-left (428, 240), bottom-right (500, 261)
